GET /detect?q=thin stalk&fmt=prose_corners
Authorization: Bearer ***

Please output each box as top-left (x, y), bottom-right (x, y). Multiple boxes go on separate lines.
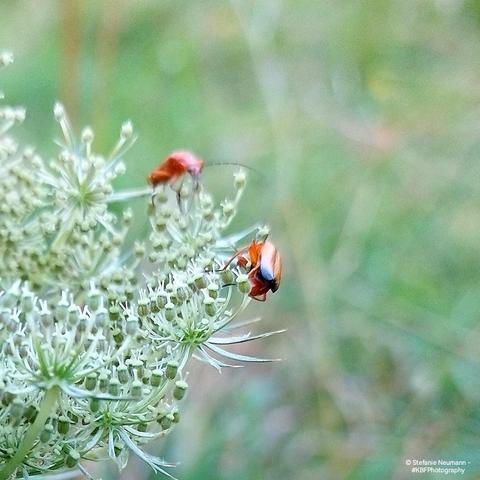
top-left (0, 386), bottom-right (60, 480)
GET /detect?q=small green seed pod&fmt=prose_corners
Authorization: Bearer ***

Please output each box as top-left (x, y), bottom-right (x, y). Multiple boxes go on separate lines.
top-left (85, 373), bottom-right (98, 391)
top-left (40, 424), bottom-right (54, 443)
top-left (77, 314), bottom-right (88, 333)
top-left (172, 408), bottom-right (180, 423)
top-left (55, 303), bottom-right (68, 322)
top-left (165, 361), bottom-right (178, 380)
top-left (126, 316), bottom-right (139, 335)
top-left (58, 415), bottom-right (70, 435)
top-left (131, 380), bottom-right (143, 399)
top-left (194, 274), bottom-right (207, 290)
top-left (87, 289), bottom-right (101, 311)
top-left (137, 422), bottom-right (148, 432)
top-left (236, 274), bottom-right (251, 294)
top-left (24, 405), bottom-right (38, 423)
top-left (1, 390), bottom-right (14, 406)
top-left (220, 269), bottom-right (235, 285)
top-left (117, 365), bottom-right (129, 384)
top-left (90, 398), bottom-right (100, 413)
top-left (68, 412), bottom-right (79, 423)
top-left (137, 298), bottom-right (150, 317)
top-left (127, 358), bottom-right (144, 379)
top-left (164, 302), bottom-right (175, 322)
top-left (10, 398), bottom-right (24, 419)
top-left (125, 285), bottom-right (135, 301)
top-left (151, 369), bottom-right (163, 387)
top-left (109, 305), bottom-right (120, 321)
top-left (66, 450), bottom-right (80, 468)
top-left (68, 305), bottom-right (79, 326)
top-left (94, 308), bottom-right (108, 328)
top-left (112, 328), bottom-right (124, 345)
top-left (109, 378), bottom-right (120, 396)
top-left (207, 283), bottom-right (219, 299)
top-left (21, 293), bottom-right (34, 313)
top-left (203, 297), bottom-right (216, 317)
top-left (160, 413), bottom-right (174, 430)
top-left (41, 311), bottom-right (53, 327)
top-left (98, 372), bottom-right (109, 392)
top-left (174, 380), bottom-right (188, 400)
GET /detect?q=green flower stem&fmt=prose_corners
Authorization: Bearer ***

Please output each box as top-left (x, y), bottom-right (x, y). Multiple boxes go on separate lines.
top-left (0, 386), bottom-right (60, 480)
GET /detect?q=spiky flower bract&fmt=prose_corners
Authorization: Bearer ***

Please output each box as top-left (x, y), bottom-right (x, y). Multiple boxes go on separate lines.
top-left (0, 54), bottom-right (281, 479)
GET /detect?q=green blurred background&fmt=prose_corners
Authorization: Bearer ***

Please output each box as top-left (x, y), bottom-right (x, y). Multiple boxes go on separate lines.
top-left (3, 0), bottom-right (480, 478)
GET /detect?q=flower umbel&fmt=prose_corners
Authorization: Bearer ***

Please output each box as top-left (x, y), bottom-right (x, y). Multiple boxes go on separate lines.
top-left (0, 54), bottom-right (282, 479)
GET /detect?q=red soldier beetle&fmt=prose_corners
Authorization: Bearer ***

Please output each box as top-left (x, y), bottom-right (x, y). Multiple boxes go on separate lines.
top-left (148, 151), bottom-right (262, 206)
top-left (224, 239), bottom-right (282, 301)
top-left (148, 150), bottom-right (204, 205)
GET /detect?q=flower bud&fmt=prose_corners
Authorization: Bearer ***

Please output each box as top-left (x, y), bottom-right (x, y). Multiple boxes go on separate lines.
top-left (81, 127), bottom-right (94, 144)
top-left (0, 52), bottom-right (13, 66)
top-left (134, 241), bottom-right (146, 257)
top-left (222, 201), bottom-right (235, 217)
top-left (121, 120), bottom-right (133, 139)
top-left (53, 102), bottom-right (65, 121)
top-left (234, 170), bottom-right (246, 189)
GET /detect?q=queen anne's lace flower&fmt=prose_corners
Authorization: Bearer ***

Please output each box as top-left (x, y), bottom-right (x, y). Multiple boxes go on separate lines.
top-left (0, 54), bottom-right (282, 480)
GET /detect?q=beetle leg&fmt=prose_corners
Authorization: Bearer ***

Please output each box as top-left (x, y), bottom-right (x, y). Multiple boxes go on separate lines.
top-left (251, 293), bottom-right (267, 302)
top-left (151, 184), bottom-right (157, 207)
top-left (221, 248), bottom-right (249, 271)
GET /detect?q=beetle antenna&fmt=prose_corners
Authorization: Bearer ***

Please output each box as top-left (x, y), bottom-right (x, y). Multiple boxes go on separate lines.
top-left (204, 162), bottom-right (264, 179)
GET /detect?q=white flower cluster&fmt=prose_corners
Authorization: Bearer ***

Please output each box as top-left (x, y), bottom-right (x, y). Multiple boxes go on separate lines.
top-left (0, 54), bottom-right (280, 479)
